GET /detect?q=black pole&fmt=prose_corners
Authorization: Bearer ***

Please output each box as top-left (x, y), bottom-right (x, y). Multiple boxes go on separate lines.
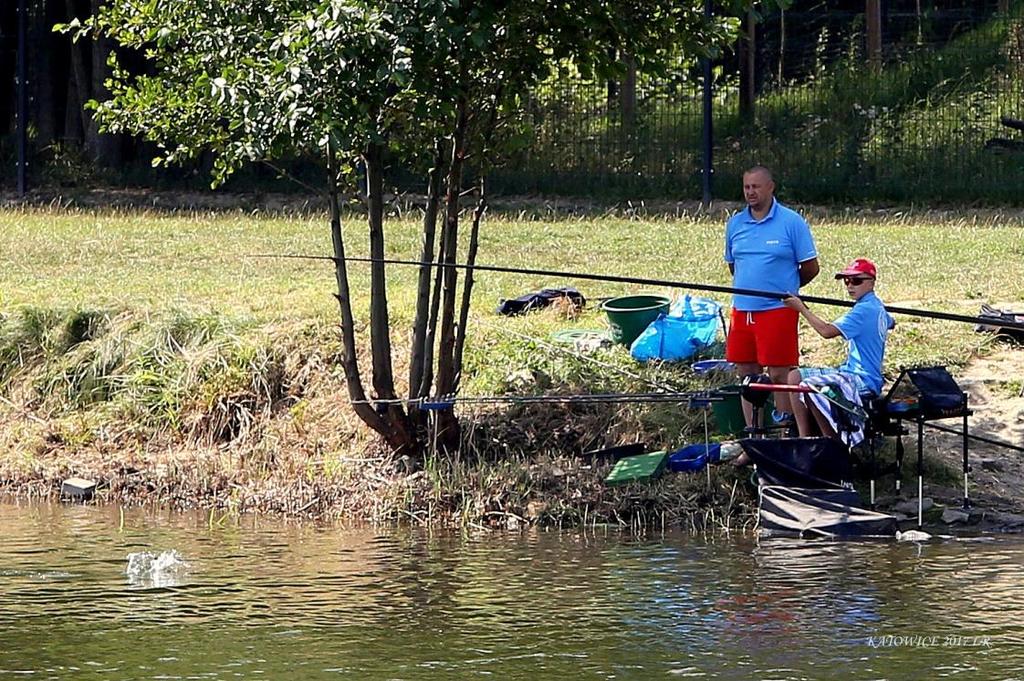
top-left (923, 420), bottom-right (1024, 455)
top-left (295, 255), bottom-right (1024, 333)
top-left (16, 0), bottom-right (29, 196)
top-left (701, 0), bottom-right (713, 208)
top-left (962, 392), bottom-right (970, 509)
top-left (254, 252), bottom-right (1024, 332)
top-left (916, 415), bottom-right (924, 527)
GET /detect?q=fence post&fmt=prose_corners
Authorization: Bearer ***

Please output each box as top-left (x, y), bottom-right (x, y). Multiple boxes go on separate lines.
top-left (17, 0), bottom-right (29, 196)
top-left (701, 0), bottom-right (713, 207)
top-left (777, 7), bottom-right (786, 82)
top-left (738, 10), bottom-right (756, 119)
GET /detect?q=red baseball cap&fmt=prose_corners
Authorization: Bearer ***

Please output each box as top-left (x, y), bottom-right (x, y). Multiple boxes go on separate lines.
top-left (834, 258), bottom-right (877, 279)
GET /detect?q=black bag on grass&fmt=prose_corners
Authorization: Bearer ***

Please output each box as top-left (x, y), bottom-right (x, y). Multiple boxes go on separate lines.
top-left (497, 287), bottom-right (585, 316)
top-left (975, 304), bottom-right (1024, 342)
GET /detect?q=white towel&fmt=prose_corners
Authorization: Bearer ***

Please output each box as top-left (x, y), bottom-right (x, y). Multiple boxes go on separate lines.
top-left (798, 372), bottom-right (866, 447)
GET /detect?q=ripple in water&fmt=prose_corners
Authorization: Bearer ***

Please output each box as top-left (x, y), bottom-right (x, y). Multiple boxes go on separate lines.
top-left (126, 549), bottom-right (191, 588)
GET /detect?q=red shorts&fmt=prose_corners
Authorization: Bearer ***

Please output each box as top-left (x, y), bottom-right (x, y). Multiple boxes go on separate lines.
top-left (725, 307), bottom-right (799, 367)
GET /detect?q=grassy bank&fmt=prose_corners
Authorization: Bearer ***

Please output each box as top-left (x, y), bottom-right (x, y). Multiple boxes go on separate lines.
top-left (1, 202), bottom-right (1023, 526)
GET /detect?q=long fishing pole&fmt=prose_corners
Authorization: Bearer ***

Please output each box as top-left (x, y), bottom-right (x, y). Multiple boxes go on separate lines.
top-left (922, 421), bottom-right (1024, 454)
top-left (351, 390), bottom-right (725, 410)
top-left (256, 253), bottom-right (1024, 332)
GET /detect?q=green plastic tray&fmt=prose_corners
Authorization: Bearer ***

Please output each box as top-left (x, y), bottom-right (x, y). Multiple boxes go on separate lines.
top-left (604, 451), bottom-right (668, 485)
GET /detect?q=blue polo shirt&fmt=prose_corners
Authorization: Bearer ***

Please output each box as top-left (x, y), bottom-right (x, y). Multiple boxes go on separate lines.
top-left (724, 199), bottom-right (817, 312)
top-left (834, 291), bottom-right (896, 395)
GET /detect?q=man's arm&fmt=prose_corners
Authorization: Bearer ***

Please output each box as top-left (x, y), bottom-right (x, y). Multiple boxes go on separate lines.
top-left (798, 257), bottom-right (820, 286)
top-left (782, 294), bottom-right (841, 338)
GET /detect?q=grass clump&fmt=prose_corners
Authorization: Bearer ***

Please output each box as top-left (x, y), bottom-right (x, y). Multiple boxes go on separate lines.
top-left (0, 305), bottom-right (291, 442)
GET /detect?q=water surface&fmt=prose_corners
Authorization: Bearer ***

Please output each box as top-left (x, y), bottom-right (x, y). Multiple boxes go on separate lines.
top-left (2, 502), bottom-right (1022, 680)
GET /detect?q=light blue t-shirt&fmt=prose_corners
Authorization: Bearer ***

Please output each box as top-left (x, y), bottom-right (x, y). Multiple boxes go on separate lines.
top-left (724, 199), bottom-right (817, 311)
top-left (833, 291), bottom-right (896, 395)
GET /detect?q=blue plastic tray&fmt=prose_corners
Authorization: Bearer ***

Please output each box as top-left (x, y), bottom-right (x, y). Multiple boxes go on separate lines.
top-left (691, 359), bottom-right (734, 375)
top-left (667, 443), bottom-right (721, 472)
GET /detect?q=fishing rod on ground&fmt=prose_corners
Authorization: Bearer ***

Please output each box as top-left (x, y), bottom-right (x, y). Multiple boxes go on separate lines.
top-left (253, 253), bottom-right (1024, 332)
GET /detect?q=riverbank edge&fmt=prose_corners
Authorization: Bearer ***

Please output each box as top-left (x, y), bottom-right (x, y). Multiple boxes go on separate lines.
top-left (0, 303), bottom-right (765, 529)
top-left (4, 198), bottom-right (1024, 532)
top-left (0, 422), bottom-right (763, 530)
top-left (2, 304), bottom-right (1024, 533)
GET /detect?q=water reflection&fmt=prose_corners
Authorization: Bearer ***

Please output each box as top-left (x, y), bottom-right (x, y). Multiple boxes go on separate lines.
top-left (1, 501), bottom-right (1023, 680)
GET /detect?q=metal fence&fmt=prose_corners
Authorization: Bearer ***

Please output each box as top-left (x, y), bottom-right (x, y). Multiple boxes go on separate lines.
top-left (492, 2), bottom-right (1024, 204)
top-left (4, 2), bottom-right (1023, 204)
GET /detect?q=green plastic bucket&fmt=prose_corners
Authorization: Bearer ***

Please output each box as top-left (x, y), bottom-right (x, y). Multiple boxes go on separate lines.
top-left (600, 294), bottom-right (671, 346)
top-left (711, 385), bottom-right (774, 436)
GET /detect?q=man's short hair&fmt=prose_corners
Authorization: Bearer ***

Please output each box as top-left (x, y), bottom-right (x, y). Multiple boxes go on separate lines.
top-left (744, 165), bottom-right (774, 183)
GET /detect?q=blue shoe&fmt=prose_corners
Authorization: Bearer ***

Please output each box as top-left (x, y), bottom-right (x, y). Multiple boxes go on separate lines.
top-left (771, 409), bottom-right (794, 426)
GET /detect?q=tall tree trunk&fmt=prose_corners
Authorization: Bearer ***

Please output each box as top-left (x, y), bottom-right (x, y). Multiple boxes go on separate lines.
top-left (433, 96), bottom-right (469, 450)
top-left (620, 54), bottom-right (636, 136)
top-left (64, 0), bottom-right (92, 151)
top-left (606, 48), bottom-right (618, 111)
top-left (452, 176), bottom-right (486, 381)
top-left (326, 148), bottom-right (385, 434)
top-left (363, 142), bottom-right (417, 455)
top-left (738, 11), bottom-right (756, 120)
top-left (33, 0), bottom-right (57, 147)
top-left (866, 0), bottom-right (883, 69)
top-left (64, 77), bottom-right (83, 142)
top-left (364, 142), bottom-right (397, 400)
top-left (451, 91), bottom-right (500, 387)
top-left (777, 8), bottom-right (785, 83)
top-left (90, 0), bottom-right (120, 165)
top-left (434, 99), bottom-right (468, 397)
top-left (418, 234), bottom-right (446, 398)
top-left (329, 148), bottom-right (418, 459)
top-left (409, 137), bottom-right (446, 412)
top-left (915, 0), bottom-right (923, 46)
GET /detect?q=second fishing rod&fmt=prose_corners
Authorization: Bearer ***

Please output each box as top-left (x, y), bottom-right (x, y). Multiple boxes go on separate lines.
top-left (263, 253), bottom-right (1024, 333)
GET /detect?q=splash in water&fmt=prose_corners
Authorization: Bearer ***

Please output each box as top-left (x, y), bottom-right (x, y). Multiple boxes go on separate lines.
top-left (126, 549), bottom-right (190, 588)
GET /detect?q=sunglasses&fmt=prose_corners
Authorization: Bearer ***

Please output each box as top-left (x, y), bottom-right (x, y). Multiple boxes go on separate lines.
top-left (842, 276), bottom-right (874, 285)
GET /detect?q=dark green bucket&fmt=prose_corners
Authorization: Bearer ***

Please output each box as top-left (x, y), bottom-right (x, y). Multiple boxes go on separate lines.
top-left (600, 294), bottom-right (671, 346)
top-left (711, 385), bottom-right (775, 436)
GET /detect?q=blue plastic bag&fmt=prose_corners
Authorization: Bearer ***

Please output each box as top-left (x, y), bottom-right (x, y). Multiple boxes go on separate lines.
top-left (629, 295), bottom-right (721, 362)
top-left (669, 294), bottom-right (721, 325)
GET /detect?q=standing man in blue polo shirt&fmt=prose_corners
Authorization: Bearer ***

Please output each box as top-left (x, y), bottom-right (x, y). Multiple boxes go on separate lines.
top-left (724, 166), bottom-right (819, 428)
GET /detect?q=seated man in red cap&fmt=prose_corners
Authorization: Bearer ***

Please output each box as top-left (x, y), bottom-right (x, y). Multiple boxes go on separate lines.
top-left (781, 258), bottom-right (896, 442)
